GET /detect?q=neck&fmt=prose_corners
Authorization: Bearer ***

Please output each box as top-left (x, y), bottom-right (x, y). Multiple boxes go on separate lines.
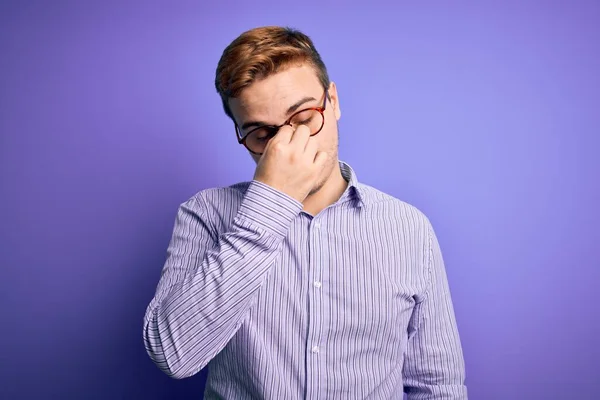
top-left (302, 161), bottom-right (348, 216)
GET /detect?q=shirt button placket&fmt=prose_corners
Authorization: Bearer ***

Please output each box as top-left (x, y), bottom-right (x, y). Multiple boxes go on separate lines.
top-left (307, 218), bottom-right (324, 399)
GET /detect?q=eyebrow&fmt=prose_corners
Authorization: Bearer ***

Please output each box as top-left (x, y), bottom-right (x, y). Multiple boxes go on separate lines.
top-left (240, 96), bottom-right (317, 131)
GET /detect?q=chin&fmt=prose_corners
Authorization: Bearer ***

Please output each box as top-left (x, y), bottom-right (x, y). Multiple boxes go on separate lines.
top-left (309, 174), bottom-right (326, 196)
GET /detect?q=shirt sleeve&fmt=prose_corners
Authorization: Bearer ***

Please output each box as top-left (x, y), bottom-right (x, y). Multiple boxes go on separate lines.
top-left (143, 180), bottom-right (303, 379)
top-left (403, 222), bottom-right (468, 399)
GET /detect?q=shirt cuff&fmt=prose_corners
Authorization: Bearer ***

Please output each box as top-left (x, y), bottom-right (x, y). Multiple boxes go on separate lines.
top-left (236, 180), bottom-right (304, 239)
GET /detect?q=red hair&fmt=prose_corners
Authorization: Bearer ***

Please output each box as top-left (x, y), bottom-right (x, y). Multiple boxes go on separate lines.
top-left (215, 26), bottom-right (330, 120)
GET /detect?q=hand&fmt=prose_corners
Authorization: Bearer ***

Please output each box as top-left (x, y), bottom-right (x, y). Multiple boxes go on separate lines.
top-left (253, 124), bottom-right (328, 203)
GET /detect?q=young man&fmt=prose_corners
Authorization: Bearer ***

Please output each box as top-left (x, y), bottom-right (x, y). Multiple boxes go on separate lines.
top-left (143, 26), bottom-right (467, 399)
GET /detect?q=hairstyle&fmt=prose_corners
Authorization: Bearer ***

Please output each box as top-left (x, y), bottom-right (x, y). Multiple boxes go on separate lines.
top-left (214, 26), bottom-right (330, 121)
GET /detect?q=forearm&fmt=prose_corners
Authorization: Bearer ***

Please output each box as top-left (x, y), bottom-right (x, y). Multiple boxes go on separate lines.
top-left (143, 181), bottom-right (302, 378)
top-left (404, 222), bottom-right (467, 399)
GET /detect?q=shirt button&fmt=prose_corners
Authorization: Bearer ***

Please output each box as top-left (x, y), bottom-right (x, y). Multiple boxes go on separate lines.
top-left (311, 346), bottom-right (320, 354)
top-left (313, 222), bottom-right (321, 229)
top-left (313, 281), bottom-right (322, 288)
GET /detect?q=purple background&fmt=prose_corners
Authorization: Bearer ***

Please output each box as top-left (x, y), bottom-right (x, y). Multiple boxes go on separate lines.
top-left (1, 1), bottom-right (599, 399)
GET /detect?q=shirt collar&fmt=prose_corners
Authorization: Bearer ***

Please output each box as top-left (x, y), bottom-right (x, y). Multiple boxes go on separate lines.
top-left (338, 159), bottom-right (365, 208)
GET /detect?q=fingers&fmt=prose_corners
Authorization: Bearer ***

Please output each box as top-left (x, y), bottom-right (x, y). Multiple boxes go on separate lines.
top-left (273, 124), bottom-right (294, 145)
top-left (269, 124), bottom-right (319, 167)
top-left (289, 124), bottom-right (310, 149)
top-left (253, 121), bottom-right (327, 203)
top-left (304, 131), bottom-right (318, 155)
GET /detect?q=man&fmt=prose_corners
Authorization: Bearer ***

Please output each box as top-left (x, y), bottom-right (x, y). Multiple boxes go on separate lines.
top-left (143, 26), bottom-right (467, 399)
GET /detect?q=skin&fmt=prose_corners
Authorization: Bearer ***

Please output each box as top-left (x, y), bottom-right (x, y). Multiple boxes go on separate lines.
top-left (228, 63), bottom-right (348, 216)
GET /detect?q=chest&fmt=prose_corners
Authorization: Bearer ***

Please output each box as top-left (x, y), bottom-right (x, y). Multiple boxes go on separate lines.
top-left (251, 210), bottom-right (428, 346)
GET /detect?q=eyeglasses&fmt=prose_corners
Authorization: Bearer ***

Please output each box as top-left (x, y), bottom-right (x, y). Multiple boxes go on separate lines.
top-left (235, 89), bottom-right (328, 155)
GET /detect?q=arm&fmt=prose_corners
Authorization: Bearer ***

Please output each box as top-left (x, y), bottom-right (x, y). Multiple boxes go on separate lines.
top-left (403, 222), bottom-right (468, 399)
top-left (143, 180), bottom-right (302, 379)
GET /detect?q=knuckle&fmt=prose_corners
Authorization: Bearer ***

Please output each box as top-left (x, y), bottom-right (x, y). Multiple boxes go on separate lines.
top-left (270, 141), bottom-right (285, 153)
top-left (279, 125), bottom-right (293, 134)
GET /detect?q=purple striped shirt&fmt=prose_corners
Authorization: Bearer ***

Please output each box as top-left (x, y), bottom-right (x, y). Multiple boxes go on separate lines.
top-left (143, 160), bottom-right (467, 399)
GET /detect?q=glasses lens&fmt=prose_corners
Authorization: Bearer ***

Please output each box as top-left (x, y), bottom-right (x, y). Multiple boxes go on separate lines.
top-left (245, 127), bottom-right (275, 154)
top-left (289, 109), bottom-right (324, 135)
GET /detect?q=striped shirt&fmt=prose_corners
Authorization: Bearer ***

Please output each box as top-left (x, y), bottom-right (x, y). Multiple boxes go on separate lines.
top-left (143, 160), bottom-right (467, 399)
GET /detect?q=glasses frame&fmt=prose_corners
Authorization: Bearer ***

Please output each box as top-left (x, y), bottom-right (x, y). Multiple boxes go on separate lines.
top-left (235, 89), bottom-right (329, 155)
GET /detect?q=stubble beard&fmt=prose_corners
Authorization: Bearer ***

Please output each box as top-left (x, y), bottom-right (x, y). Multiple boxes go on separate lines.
top-left (308, 138), bottom-right (339, 197)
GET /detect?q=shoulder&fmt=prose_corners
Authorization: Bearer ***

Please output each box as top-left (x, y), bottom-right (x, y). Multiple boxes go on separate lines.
top-left (357, 182), bottom-right (435, 240)
top-left (182, 180), bottom-right (250, 207)
top-left (174, 181), bottom-right (253, 222)
top-left (359, 183), bottom-right (432, 222)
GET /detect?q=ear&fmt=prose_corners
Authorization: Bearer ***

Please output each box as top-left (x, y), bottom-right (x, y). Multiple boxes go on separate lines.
top-left (328, 81), bottom-right (341, 121)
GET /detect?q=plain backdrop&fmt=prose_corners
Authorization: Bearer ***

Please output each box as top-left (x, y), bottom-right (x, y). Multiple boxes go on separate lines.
top-left (1, 1), bottom-right (599, 399)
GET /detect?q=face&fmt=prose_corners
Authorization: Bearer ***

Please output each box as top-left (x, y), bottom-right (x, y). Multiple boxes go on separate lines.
top-left (228, 63), bottom-right (342, 196)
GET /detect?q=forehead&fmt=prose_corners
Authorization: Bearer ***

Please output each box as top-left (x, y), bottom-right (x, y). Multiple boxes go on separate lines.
top-left (228, 64), bottom-right (322, 123)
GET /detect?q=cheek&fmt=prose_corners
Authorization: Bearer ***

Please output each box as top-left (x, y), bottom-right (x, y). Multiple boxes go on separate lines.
top-left (322, 124), bottom-right (338, 147)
